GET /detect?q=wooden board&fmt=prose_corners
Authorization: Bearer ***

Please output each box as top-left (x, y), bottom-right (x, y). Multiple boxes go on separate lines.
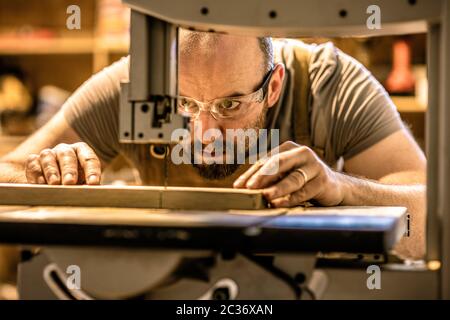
top-left (0, 184), bottom-right (267, 210)
top-left (0, 206), bottom-right (30, 214)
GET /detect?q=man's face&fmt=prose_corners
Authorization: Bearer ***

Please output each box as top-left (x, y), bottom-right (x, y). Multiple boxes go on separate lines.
top-left (178, 34), bottom-right (272, 179)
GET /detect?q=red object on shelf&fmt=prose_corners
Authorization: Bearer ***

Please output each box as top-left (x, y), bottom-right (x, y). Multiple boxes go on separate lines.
top-left (385, 39), bottom-right (415, 95)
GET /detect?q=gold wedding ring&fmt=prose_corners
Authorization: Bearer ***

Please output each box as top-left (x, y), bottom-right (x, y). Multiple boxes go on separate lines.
top-left (296, 168), bottom-right (308, 184)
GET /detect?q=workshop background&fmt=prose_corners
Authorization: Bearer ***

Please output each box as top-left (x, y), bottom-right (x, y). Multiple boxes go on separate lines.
top-left (0, 0), bottom-right (428, 299)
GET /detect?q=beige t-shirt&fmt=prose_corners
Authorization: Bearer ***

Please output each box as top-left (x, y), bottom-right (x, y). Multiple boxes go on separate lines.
top-left (62, 40), bottom-right (403, 185)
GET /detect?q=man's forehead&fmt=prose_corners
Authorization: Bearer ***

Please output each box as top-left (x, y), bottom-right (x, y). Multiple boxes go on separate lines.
top-left (178, 32), bottom-right (265, 99)
top-left (179, 68), bottom-right (250, 98)
top-left (179, 32), bottom-right (263, 72)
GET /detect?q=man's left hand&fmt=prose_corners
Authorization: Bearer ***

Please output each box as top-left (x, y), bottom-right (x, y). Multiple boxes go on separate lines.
top-left (233, 141), bottom-right (347, 207)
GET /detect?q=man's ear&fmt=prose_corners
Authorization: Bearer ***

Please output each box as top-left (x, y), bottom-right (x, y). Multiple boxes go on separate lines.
top-left (267, 63), bottom-right (285, 108)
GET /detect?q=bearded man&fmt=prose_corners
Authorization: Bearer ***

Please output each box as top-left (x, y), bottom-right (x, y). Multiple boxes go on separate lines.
top-left (0, 30), bottom-right (426, 258)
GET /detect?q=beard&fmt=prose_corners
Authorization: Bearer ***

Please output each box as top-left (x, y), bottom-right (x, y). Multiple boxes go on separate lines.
top-left (191, 107), bottom-right (268, 180)
top-left (192, 161), bottom-right (241, 180)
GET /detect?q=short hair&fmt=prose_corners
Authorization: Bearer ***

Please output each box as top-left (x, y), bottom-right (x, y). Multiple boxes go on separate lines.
top-left (258, 37), bottom-right (274, 73)
top-left (180, 29), bottom-right (274, 74)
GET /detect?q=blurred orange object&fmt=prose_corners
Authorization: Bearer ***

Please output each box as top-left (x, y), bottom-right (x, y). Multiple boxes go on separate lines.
top-left (385, 39), bottom-right (415, 95)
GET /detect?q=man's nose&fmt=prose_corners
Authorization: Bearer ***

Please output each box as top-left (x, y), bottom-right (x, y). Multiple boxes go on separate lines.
top-left (193, 111), bottom-right (224, 144)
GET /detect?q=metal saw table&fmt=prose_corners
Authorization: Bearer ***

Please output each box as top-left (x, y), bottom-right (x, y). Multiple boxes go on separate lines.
top-left (0, 200), bottom-right (409, 300)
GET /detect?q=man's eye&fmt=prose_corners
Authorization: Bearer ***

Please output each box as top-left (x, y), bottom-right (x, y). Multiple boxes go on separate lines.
top-left (220, 100), bottom-right (240, 109)
top-left (179, 98), bottom-right (194, 109)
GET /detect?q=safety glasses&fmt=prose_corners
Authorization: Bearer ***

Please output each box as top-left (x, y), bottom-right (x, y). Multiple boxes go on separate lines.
top-left (177, 67), bottom-right (275, 120)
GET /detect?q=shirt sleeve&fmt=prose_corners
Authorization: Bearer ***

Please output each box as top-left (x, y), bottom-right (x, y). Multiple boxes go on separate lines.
top-left (309, 42), bottom-right (404, 162)
top-left (61, 56), bottom-right (129, 163)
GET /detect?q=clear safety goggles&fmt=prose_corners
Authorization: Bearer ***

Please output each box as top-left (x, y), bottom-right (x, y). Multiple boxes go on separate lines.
top-left (177, 68), bottom-right (274, 120)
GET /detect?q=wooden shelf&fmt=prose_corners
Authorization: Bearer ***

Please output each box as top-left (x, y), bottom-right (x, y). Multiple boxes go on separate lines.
top-left (0, 37), bottom-right (94, 55)
top-left (0, 36), bottom-right (128, 55)
top-left (391, 96), bottom-right (427, 113)
top-left (94, 36), bottom-right (129, 53)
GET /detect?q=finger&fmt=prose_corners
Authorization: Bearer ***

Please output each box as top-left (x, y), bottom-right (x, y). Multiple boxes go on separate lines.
top-left (233, 159), bottom-right (265, 188)
top-left (39, 149), bottom-right (61, 185)
top-left (263, 165), bottom-right (316, 201)
top-left (55, 144), bottom-right (79, 185)
top-left (233, 141), bottom-right (301, 188)
top-left (246, 147), bottom-right (314, 189)
top-left (269, 141), bottom-right (301, 154)
top-left (26, 154), bottom-right (46, 184)
top-left (73, 143), bottom-right (101, 185)
top-left (271, 176), bottom-right (322, 207)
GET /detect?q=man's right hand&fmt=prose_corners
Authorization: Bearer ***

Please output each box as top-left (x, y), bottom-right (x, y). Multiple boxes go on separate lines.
top-left (25, 142), bottom-right (101, 185)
